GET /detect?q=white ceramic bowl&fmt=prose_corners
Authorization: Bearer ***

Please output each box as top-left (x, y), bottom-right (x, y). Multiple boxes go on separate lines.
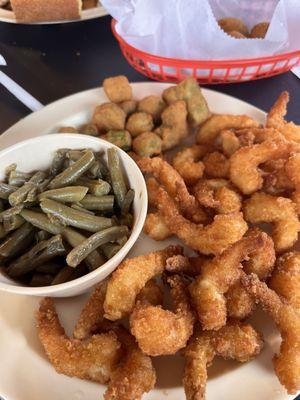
top-left (0, 134), bottom-right (147, 297)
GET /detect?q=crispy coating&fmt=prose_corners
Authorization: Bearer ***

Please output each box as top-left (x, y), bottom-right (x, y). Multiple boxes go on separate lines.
top-left (196, 114), bottom-right (259, 145)
top-left (103, 76), bottom-right (132, 103)
top-left (137, 95), bottom-right (166, 122)
top-left (155, 100), bottom-right (188, 150)
top-left (218, 17), bottom-right (249, 36)
top-left (136, 279), bottom-right (164, 306)
top-left (143, 212), bottom-right (172, 241)
top-left (103, 246), bottom-right (182, 320)
top-left (250, 22), bottom-right (269, 38)
top-left (126, 112), bottom-right (154, 138)
top-left (138, 157), bottom-right (207, 223)
top-left (132, 132), bottom-right (162, 157)
top-left (172, 145), bottom-right (207, 185)
top-left (229, 140), bottom-right (298, 195)
top-left (263, 158), bottom-right (294, 195)
top-left (285, 153), bottom-right (300, 214)
top-left (166, 254), bottom-right (209, 276)
top-left (146, 176), bottom-right (160, 207)
top-left (269, 252), bottom-right (300, 311)
top-left (241, 273), bottom-right (300, 394)
top-left (183, 321), bottom-right (263, 400)
top-left (36, 298), bottom-right (121, 384)
top-left (266, 91), bottom-right (300, 143)
top-left (226, 282), bottom-right (255, 319)
top-left (189, 233), bottom-right (264, 330)
top-left (203, 151), bottom-right (230, 178)
top-left (157, 186), bottom-right (248, 255)
top-left (118, 100), bottom-right (137, 116)
top-left (243, 192), bottom-right (300, 252)
top-left (130, 275), bottom-right (195, 356)
top-left (220, 130), bottom-right (241, 156)
top-left (228, 30), bottom-right (246, 38)
top-left (93, 102), bottom-right (126, 132)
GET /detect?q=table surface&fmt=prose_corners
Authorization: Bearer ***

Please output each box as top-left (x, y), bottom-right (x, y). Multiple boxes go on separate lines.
top-left (0, 15), bottom-right (299, 400)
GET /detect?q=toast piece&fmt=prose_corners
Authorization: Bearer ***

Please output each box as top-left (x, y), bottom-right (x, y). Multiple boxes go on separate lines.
top-left (11, 0), bottom-right (82, 22)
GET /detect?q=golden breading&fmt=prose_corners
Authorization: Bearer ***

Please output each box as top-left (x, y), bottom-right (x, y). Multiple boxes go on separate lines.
top-left (250, 22), bottom-right (269, 38)
top-left (172, 145), bottom-right (207, 185)
top-left (126, 112), bottom-right (154, 137)
top-left (218, 17), bottom-right (249, 36)
top-left (103, 76), bottom-right (132, 103)
top-left (93, 102), bottom-right (126, 132)
top-left (137, 95), bottom-right (166, 122)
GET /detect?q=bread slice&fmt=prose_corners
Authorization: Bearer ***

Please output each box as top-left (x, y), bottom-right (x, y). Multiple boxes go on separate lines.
top-left (11, 0), bottom-right (82, 22)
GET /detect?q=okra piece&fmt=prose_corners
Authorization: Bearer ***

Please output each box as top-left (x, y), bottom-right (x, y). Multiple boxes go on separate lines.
top-left (79, 195), bottom-right (114, 211)
top-left (80, 124), bottom-right (98, 136)
top-left (66, 225), bottom-right (128, 267)
top-left (30, 273), bottom-right (54, 287)
top-left (40, 198), bottom-right (112, 233)
top-left (121, 189), bottom-right (135, 215)
top-left (9, 171), bottom-right (46, 206)
top-left (51, 264), bottom-right (85, 285)
top-left (63, 227), bottom-right (105, 270)
top-left (3, 215), bottom-right (24, 232)
top-left (0, 183), bottom-right (17, 200)
top-left (76, 178), bottom-right (111, 197)
top-left (36, 262), bottom-right (63, 274)
top-left (39, 186), bottom-right (88, 203)
top-left (20, 209), bottom-right (62, 235)
top-left (107, 148), bottom-right (127, 208)
top-left (48, 150), bottom-right (95, 189)
top-left (7, 234), bottom-right (66, 277)
top-left (101, 243), bottom-right (122, 260)
top-left (0, 223), bottom-right (35, 258)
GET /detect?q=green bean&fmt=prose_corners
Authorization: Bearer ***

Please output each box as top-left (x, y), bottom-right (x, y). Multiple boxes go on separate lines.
top-left (20, 209), bottom-right (62, 235)
top-left (79, 195), bottom-right (114, 211)
top-left (121, 189), bottom-right (135, 215)
top-left (116, 235), bottom-right (128, 246)
top-left (0, 200), bottom-right (4, 212)
top-left (30, 273), bottom-right (54, 287)
top-left (7, 234), bottom-right (66, 277)
top-left (8, 169), bottom-right (33, 186)
top-left (119, 213), bottom-right (134, 228)
top-left (88, 159), bottom-right (108, 179)
top-left (71, 203), bottom-right (95, 215)
top-left (40, 199), bottom-right (112, 233)
top-left (66, 150), bottom-right (85, 161)
top-left (9, 171), bottom-right (46, 206)
top-left (101, 243), bottom-right (122, 260)
top-left (35, 230), bottom-right (51, 242)
top-left (0, 223), bottom-right (35, 258)
top-left (0, 224), bottom-right (7, 239)
top-left (76, 178), bottom-right (111, 197)
top-left (0, 183), bottom-right (18, 200)
top-left (0, 204), bottom-right (23, 222)
top-left (50, 149), bottom-right (67, 176)
top-left (3, 215), bottom-right (24, 232)
top-left (39, 186), bottom-right (88, 203)
top-left (107, 148), bottom-right (127, 208)
top-left (66, 225), bottom-right (128, 267)
top-left (63, 227), bottom-right (105, 270)
top-left (36, 262), bottom-right (63, 274)
top-left (51, 264), bottom-right (86, 285)
top-left (49, 150), bottom-right (95, 189)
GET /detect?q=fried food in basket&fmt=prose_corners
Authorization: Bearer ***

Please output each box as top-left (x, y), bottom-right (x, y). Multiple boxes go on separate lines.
top-left (218, 17), bottom-right (249, 37)
top-left (250, 22), bottom-right (270, 38)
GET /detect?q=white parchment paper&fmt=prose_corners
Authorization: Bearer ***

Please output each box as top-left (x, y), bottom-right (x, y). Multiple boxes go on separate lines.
top-left (102, 0), bottom-right (300, 59)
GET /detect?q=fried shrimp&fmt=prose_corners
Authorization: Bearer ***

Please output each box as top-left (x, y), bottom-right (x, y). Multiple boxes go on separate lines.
top-left (285, 153), bottom-right (300, 214)
top-left (130, 275), bottom-right (195, 356)
top-left (138, 157), bottom-right (207, 223)
top-left (243, 192), bottom-right (300, 252)
top-left (269, 252), bottom-right (300, 311)
top-left (203, 151), bottom-right (230, 178)
top-left (172, 145), bottom-right (207, 185)
top-left (157, 186), bottom-right (248, 255)
top-left (196, 114), bottom-right (259, 145)
top-left (183, 321), bottom-right (263, 400)
top-left (143, 212), bottom-right (172, 241)
top-left (241, 273), bottom-right (300, 394)
top-left (220, 129), bottom-right (241, 157)
top-left (104, 246), bottom-right (182, 320)
top-left (266, 91), bottom-right (300, 143)
top-left (165, 254), bottom-right (209, 276)
top-left (36, 298), bottom-right (122, 384)
top-left (189, 233), bottom-right (264, 330)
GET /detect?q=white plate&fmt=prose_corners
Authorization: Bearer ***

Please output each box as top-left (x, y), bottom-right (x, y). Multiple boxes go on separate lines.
top-left (0, 83), bottom-right (297, 400)
top-left (0, 4), bottom-right (107, 24)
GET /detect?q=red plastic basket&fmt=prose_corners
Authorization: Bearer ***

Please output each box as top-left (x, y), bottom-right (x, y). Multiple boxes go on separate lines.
top-left (112, 20), bottom-right (300, 84)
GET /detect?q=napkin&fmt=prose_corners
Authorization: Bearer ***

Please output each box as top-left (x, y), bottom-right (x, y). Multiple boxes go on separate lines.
top-left (102, 0), bottom-right (300, 60)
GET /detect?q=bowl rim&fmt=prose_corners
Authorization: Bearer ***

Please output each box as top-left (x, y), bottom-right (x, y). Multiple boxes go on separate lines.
top-left (0, 133), bottom-right (148, 295)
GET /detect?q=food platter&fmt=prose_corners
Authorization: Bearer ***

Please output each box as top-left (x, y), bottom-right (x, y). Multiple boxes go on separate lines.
top-left (0, 3), bottom-right (108, 24)
top-left (0, 83), bottom-right (297, 400)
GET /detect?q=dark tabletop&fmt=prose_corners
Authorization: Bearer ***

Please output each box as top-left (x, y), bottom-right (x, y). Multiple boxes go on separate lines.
top-left (0, 15), bottom-right (299, 400)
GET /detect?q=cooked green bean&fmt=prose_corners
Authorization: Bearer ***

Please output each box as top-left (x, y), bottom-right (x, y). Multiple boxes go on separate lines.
top-left (30, 273), bottom-right (54, 287)
top-left (116, 235), bottom-right (128, 246)
top-left (107, 148), bottom-right (127, 208)
top-left (79, 195), bottom-right (114, 211)
top-left (40, 199), bottom-right (112, 233)
top-left (36, 262), bottom-right (62, 274)
top-left (8, 169), bottom-right (33, 186)
top-left (39, 186), bottom-right (88, 203)
top-left (3, 215), bottom-right (24, 232)
top-left (7, 234), bottom-right (66, 277)
top-left (35, 230), bottom-right (51, 242)
top-left (62, 227), bottom-right (105, 270)
top-left (51, 264), bottom-right (85, 285)
top-left (0, 204), bottom-right (23, 222)
top-left (0, 200), bottom-right (4, 212)
top-left (66, 150), bottom-right (85, 161)
top-left (88, 159), bottom-right (108, 179)
top-left (66, 225), bottom-right (128, 267)
top-left (9, 171), bottom-right (46, 206)
top-left (121, 189), bottom-right (135, 215)
top-left (0, 224), bottom-right (6, 239)
top-left (71, 203), bottom-right (95, 215)
top-left (76, 178), bottom-right (111, 196)
top-left (101, 243), bottom-right (122, 260)
top-left (0, 223), bottom-right (35, 258)
top-left (0, 183), bottom-right (17, 200)
top-left (49, 150), bottom-right (95, 189)
top-left (20, 209), bottom-right (62, 235)
top-left (50, 149), bottom-right (67, 176)
top-left (119, 213), bottom-right (134, 228)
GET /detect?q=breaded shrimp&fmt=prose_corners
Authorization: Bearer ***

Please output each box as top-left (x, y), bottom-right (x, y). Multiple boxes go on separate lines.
top-left (130, 275), bottom-right (195, 356)
top-left (243, 192), bottom-right (300, 252)
top-left (143, 212), bottom-right (172, 241)
top-left (104, 246), bottom-right (182, 321)
top-left (157, 186), bottom-right (248, 255)
top-left (219, 129), bottom-right (241, 157)
top-left (269, 252), bottom-right (300, 311)
top-left (285, 153), bottom-right (300, 214)
top-left (166, 254), bottom-right (209, 276)
top-left (266, 91), bottom-right (300, 143)
top-left (196, 114), bottom-right (259, 145)
top-left (172, 145), bottom-right (207, 185)
top-left (36, 298), bottom-right (122, 384)
top-left (189, 233), bottom-right (264, 330)
top-left (241, 273), bottom-right (300, 394)
top-left (203, 151), bottom-right (230, 178)
top-left (138, 157), bottom-right (207, 223)
top-left (183, 321), bottom-right (263, 400)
